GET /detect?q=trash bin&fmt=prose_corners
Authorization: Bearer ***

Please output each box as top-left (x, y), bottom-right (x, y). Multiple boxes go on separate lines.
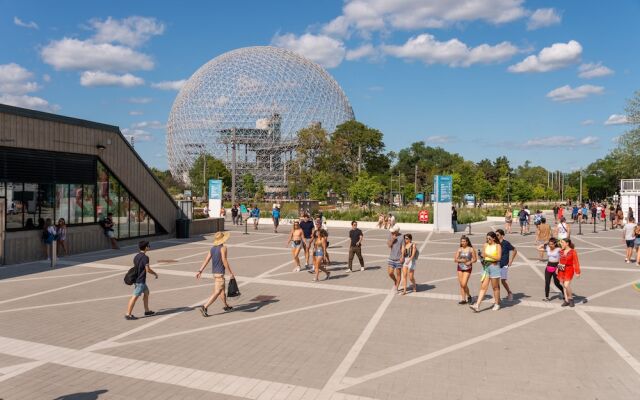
top-left (176, 219), bottom-right (190, 238)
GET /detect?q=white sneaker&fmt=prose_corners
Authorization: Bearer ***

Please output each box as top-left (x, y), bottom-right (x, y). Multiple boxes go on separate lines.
top-left (625, 259), bottom-right (630, 263)
top-left (360, 266), bottom-right (365, 272)
top-left (294, 267), bottom-right (300, 272)
top-left (345, 268), bottom-right (352, 273)
top-left (492, 304), bottom-right (501, 311)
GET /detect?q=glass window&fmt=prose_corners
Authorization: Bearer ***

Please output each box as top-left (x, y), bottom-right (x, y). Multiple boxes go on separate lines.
top-left (0, 182), bottom-right (5, 197)
top-left (142, 213), bottom-right (150, 236)
top-left (108, 175), bottom-right (120, 235)
top-left (97, 162), bottom-right (109, 222)
top-left (83, 184), bottom-right (95, 223)
top-left (38, 184), bottom-right (55, 227)
top-left (118, 192), bottom-right (130, 239)
top-left (149, 217), bottom-right (156, 236)
top-left (130, 199), bottom-right (140, 237)
top-left (55, 184), bottom-right (70, 224)
top-left (69, 184), bottom-right (83, 224)
top-left (6, 183), bottom-right (24, 229)
top-left (23, 183), bottom-right (39, 227)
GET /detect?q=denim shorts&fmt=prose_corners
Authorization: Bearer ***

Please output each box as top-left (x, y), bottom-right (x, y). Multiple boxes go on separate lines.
top-left (488, 264), bottom-right (501, 279)
top-left (133, 283), bottom-right (148, 297)
top-left (388, 259), bottom-right (402, 269)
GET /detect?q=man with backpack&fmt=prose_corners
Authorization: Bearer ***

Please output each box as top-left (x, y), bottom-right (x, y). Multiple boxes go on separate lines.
top-left (518, 207), bottom-right (529, 236)
top-left (496, 229), bottom-right (517, 301)
top-left (124, 240), bottom-right (158, 320)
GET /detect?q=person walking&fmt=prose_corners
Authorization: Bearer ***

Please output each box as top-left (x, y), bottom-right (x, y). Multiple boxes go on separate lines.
top-left (504, 208), bottom-right (513, 234)
top-left (387, 225), bottom-right (403, 292)
top-left (518, 207), bottom-right (528, 235)
top-left (400, 234), bottom-right (418, 295)
top-left (451, 206), bottom-right (458, 233)
top-left (552, 204), bottom-right (559, 224)
top-left (299, 214), bottom-right (315, 269)
top-left (231, 204), bottom-right (239, 225)
top-left (287, 221), bottom-right (304, 272)
top-left (347, 221), bottom-right (365, 273)
top-left (496, 229), bottom-right (517, 301)
top-left (629, 207), bottom-right (635, 222)
top-left (42, 218), bottom-right (56, 261)
top-left (470, 232), bottom-right (502, 312)
top-left (558, 238), bottom-right (581, 307)
top-left (272, 205), bottom-right (280, 233)
top-left (196, 232), bottom-right (236, 316)
top-left (537, 238), bottom-right (565, 301)
top-left (312, 229), bottom-right (330, 282)
top-left (555, 217), bottom-right (571, 241)
top-left (250, 205), bottom-right (260, 230)
top-left (56, 218), bottom-right (68, 257)
top-left (610, 205), bottom-right (616, 229)
top-left (635, 224), bottom-right (640, 266)
top-left (454, 235), bottom-right (476, 304)
top-left (125, 241), bottom-right (157, 320)
top-left (536, 217), bottom-right (551, 261)
top-left (558, 204), bottom-right (564, 221)
top-left (623, 217), bottom-right (637, 263)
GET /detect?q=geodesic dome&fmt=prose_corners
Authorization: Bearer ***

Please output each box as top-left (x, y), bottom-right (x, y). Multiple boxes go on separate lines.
top-left (166, 46), bottom-right (355, 192)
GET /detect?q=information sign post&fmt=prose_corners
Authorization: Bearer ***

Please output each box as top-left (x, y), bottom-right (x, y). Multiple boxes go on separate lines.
top-left (208, 179), bottom-right (222, 218)
top-left (433, 175), bottom-right (453, 233)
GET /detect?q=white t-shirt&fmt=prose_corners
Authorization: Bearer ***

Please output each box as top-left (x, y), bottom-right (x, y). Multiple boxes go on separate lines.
top-left (623, 223), bottom-right (637, 241)
top-left (557, 223), bottom-right (569, 239)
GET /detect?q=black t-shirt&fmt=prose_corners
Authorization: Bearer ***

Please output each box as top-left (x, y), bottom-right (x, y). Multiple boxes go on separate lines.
top-left (231, 207), bottom-right (238, 216)
top-left (553, 206), bottom-right (559, 214)
top-left (452, 209), bottom-right (457, 221)
top-left (134, 252), bottom-right (149, 284)
top-left (349, 228), bottom-right (363, 247)
top-left (300, 220), bottom-right (314, 238)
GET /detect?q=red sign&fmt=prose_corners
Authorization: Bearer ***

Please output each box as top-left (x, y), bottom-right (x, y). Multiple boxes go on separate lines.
top-left (418, 210), bottom-right (429, 223)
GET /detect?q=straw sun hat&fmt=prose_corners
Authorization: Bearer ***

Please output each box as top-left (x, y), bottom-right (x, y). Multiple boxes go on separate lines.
top-left (212, 231), bottom-right (230, 246)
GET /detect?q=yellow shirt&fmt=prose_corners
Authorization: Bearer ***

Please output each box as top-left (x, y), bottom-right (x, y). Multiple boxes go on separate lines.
top-left (484, 244), bottom-right (499, 262)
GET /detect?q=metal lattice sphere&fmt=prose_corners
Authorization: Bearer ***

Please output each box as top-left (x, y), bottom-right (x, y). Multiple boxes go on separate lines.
top-left (167, 46), bottom-right (355, 192)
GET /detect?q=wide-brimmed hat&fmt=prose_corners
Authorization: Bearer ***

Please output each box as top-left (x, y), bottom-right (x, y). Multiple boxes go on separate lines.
top-left (212, 231), bottom-right (230, 246)
top-left (389, 225), bottom-right (400, 233)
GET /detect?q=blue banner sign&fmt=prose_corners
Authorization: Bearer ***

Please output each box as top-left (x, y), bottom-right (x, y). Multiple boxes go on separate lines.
top-left (208, 179), bottom-right (222, 200)
top-left (434, 175), bottom-right (453, 203)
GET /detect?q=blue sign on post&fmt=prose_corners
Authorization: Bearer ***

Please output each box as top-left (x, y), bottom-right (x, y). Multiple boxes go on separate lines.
top-left (434, 175), bottom-right (453, 203)
top-left (208, 179), bottom-right (222, 200)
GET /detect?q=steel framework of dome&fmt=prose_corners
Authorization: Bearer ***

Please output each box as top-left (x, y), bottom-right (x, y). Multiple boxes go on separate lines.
top-left (166, 46), bottom-right (355, 197)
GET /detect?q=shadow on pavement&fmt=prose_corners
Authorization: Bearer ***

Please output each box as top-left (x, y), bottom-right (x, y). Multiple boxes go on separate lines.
top-left (53, 389), bottom-right (108, 400)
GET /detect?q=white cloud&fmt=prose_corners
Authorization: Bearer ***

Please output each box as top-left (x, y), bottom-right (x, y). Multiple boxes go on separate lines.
top-left (340, 0), bottom-right (527, 33)
top-left (426, 135), bottom-right (454, 143)
top-left (42, 74), bottom-right (51, 82)
top-left (122, 128), bottom-right (153, 141)
top-left (0, 63), bottom-right (39, 94)
top-left (508, 40), bottom-right (582, 73)
top-left (322, 16), bottom-right (351, 38)
top-left (382, 34), bottom-right (518, 67)
top-left (14, 16), bottom-right (38, 29)
top-left (127, 97), bottom-right (152, 104)
top-left (151, 79), bottom-right (186, 90)
top-left (604, 114), bottom-right (628, 125)
top-left (578, 62), bottom-right (614, 79)
top-left (80, 71), bottom-right (144, 87)
top-left (41, 38), bottom-right (154, 72)
top-left (581, 119), bottom-right (594, 126)
top-left (546, 84), bottom-right (604, 102)
top-left (0, 94), bottom-right (58, 112)
top-left (90, 16), bottom-right (164, 48)
top-left (131, 120), bottom-right (164, 129)
top-left (523, 135), bottom-right (598, 147)
top-left (272, 33), bottom-right (346, 68)
top-left (129, 110), bottom-right (143, 116)
top-left (345, 44), bottom-right (376, 61)
top-left (527, 8), bottom-right (561, 30)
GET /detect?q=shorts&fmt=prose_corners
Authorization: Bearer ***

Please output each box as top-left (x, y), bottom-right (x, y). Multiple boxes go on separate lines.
top-left (500, 266), bottom-right (508, 280)
top-left (388, 259), bottom-right (402, 269)
top-left (133, 283), bottom-right (148, 297)
top-left (403, 259), bottom-right (416, 270)
top-left (635, 238), bottom-right (640, 248)
top-left (519, 220), bottom-right (528, 227)
top-left (536, 240), bottom-right (546, 247)
top-left (291, 240), bottom-right (302, 249)
top-left (626, 240), bottom-right (635, 248)
top-left (457, 264), bottom-right (472, 273)
top-left (106, 230), bottom-right (115, 238)
top-left (214, 273), bottom-right (226, 293)
top-left (488, 264), bottom-right (501, 279)
top-left (314, 250), bottom-right (324, 258)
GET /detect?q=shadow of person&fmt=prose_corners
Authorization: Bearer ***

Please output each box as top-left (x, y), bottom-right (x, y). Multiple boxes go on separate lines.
top-left (153, 306), bottom-right (194, 316)
top-left (53, 389), bottom-right (108, 400)
top-left (235, 299), bottom-right (279, 313)
top-left (363, 266), bottom-right (382, 271)
top-left (414, 283), bottom-right (435, 292)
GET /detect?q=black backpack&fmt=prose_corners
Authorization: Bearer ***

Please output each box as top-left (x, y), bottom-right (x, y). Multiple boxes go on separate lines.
top-left (124, 266), bottom-right (138, 285)
top-left (519, 210), bottom-right (527, 220)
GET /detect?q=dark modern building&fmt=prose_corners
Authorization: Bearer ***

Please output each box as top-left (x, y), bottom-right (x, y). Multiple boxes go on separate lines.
top-left (0, 104), bottom-right (218, 265)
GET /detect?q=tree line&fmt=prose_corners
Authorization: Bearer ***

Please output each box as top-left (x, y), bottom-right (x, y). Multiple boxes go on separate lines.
top-left (154, 90), bottom-right (640, 205)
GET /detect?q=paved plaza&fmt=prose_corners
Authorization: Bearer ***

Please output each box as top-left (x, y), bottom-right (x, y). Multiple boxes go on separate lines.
top-left (0, 216), bottom-right (639, 399)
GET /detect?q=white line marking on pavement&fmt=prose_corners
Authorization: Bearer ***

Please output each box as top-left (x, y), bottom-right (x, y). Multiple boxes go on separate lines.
top-left (0, 272), bottom-right (122, 306)
top-left (319, 292), bottom-right (395, 399)
top-left (0, 269), bottom-right (115, 283)
top-left (418, 231), bottom-right (433, 255)
top-left (98, 293), bottom-right (378, 350)
top-left (0, 360), bottom-right (46, 383)
top-left (338, 308), bottom-right (563, 390)
top-left (576, 310), bottom-right (640, 377)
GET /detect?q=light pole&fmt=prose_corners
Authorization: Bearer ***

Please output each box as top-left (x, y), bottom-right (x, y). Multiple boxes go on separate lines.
top-left (579, 169), bottom-right (583, 205)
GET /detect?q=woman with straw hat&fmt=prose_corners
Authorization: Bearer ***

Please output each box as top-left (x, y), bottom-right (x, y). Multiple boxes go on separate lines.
top-left (196, 231), bottom-right (236, 317)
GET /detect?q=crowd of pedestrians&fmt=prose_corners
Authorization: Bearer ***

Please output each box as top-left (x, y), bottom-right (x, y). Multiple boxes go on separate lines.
top-left (122, 202), bottom-right (639, 319)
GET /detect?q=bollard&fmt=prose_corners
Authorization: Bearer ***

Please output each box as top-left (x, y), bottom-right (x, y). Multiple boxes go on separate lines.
top-left (603, 217), bottom-right (607, 231)
top-left (50, 240), bottom-right (57, 268)
top-left (577, 217), bottom-right (583, 235)
top-left (593, 216), bottom-right (597, 233)
top-left (244, 218), bottom-right (249, 235)
top-left (468, 221), bottom-right (473, 235)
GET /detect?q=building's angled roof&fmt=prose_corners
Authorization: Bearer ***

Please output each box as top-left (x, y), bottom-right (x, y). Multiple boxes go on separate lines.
top-left (0, 103), bottom-right (120, 133)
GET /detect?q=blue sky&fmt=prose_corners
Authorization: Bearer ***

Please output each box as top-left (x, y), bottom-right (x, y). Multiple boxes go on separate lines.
top-left (1, 0), bottom-right (638, 172)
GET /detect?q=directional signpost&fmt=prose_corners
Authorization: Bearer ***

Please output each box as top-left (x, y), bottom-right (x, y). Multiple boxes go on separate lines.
top-left (433, 175), bottom-right (453, 233)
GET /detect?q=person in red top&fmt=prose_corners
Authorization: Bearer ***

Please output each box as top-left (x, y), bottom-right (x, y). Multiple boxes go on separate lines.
top-left (558, 238), bottom-right (581, 307)
top-left (558, 205), bottom-right (564, 221)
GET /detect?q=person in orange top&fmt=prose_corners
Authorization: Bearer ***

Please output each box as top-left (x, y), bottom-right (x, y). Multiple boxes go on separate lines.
top-left (558, 238), bottom-right (581, 307)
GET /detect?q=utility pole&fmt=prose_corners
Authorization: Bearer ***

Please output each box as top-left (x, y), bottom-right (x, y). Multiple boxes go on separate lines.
top-left (579, 170), bottom-right (583, 204)
top-left (231, 128), bottom-right (237, 206)
top-left (202, 146), bottom-right (207, 201)
top-left (357, 145), bottom-right (362, 174)
top-left (414, 164), bottom-right (418, 194)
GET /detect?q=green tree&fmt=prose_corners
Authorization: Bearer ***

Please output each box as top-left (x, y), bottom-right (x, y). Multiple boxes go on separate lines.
top-left (150, 168), bottom-right (184, 196)
top-left (309, 171), bottom-right (333, 200)
top-left (349, 173), bottom-right (384, 207)
top-left (189, 155), bottom-right (231, 197)
top-left (331, 120), bottom-right (389, 175)
top-left (241, 173), bottom-right (257, 198)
